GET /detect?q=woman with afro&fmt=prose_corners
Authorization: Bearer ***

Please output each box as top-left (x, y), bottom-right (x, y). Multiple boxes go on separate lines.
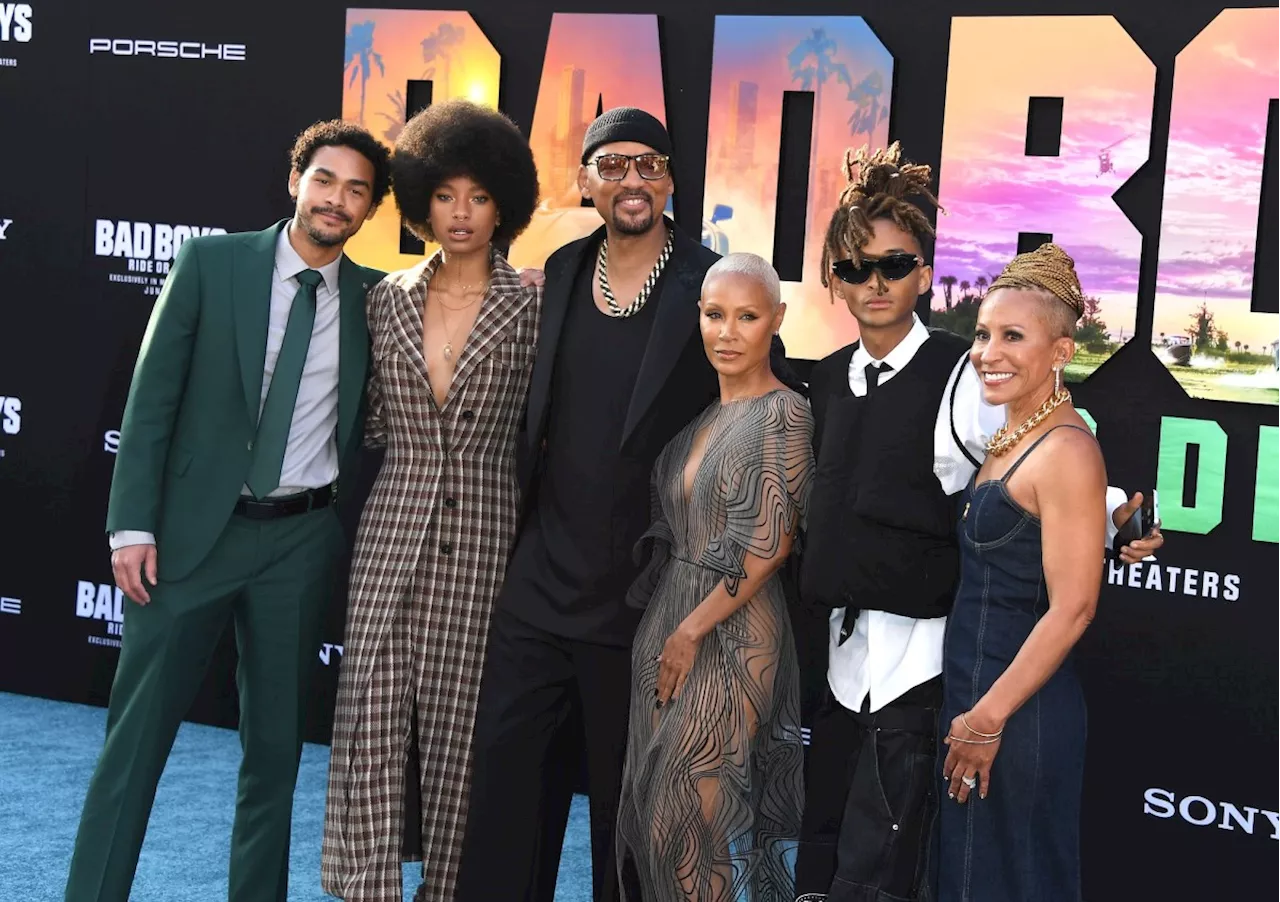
top-left (321, 99), bottom-right (540, 902)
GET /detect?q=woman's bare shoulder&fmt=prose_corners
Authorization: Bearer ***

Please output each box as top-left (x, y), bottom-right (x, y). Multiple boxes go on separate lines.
top-left (1031, 419), bottom-right (1106, 495)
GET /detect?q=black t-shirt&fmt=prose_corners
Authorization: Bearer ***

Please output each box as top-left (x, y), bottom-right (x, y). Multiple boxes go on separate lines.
top-left (503, 240), bottom-right (664, 644)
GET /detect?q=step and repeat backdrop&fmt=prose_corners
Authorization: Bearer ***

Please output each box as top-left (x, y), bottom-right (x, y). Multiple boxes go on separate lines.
top-left (0, 0), bottom-right (1276, 897)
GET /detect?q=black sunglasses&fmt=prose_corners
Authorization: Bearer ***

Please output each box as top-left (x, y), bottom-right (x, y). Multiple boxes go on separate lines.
top-left (586, 153), bottom-right (671, 181)
top-left (832, 253), bottom-right (923, 285)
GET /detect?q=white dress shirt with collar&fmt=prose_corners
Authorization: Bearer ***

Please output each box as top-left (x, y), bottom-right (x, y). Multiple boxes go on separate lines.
top-left (110, 226), bottom-right (344, 550)
top-left (828, 313), bottom-right (1124, 714)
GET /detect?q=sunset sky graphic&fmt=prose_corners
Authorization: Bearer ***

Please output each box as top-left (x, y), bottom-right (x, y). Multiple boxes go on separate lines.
top-left (341, 9), bottom-right (501, 274)
top-left (702, 16), bottom-right (893, 360)
top-left (932, 16), bottom-right (1155, 356)
top-left (1154, 8), bottom-right (1277, 354)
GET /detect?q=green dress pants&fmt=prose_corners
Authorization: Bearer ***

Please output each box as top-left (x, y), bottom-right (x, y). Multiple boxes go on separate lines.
top-left (64, 506), bottom-right (343, 902)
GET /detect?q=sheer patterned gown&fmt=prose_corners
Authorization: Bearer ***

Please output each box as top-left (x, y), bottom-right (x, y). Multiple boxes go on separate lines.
top-left (617, 388), bottom-right (814, 902)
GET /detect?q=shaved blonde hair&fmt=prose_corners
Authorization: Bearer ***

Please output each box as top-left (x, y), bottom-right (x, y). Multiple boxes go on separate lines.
top-left (703, 253), bottom-right (782, 309)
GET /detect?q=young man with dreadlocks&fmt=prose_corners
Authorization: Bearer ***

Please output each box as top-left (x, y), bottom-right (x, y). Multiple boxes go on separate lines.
top-left (792, 143), bottom-right (1161, 902)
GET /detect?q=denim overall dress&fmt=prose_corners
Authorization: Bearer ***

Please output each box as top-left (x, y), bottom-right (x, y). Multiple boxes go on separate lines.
top-left (938, 425), bottom-right (1089, 902)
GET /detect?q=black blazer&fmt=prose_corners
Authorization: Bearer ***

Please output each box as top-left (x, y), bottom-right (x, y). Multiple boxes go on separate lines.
top-left (514, 219), bottom-right (802, 557)
top-left (516, 219), bottom-right (719, 524)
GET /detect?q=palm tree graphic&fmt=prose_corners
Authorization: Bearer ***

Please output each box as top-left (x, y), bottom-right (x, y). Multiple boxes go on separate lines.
top-left (846, 69), bottom-right (887, 143)
top-left (421, 23), bottom-right (465, 100)
top-left (788, 28), bottom-right (852, 229)
top-left (380, 90), bottom-right (407, 143)
top-left (345, 21), bottom-right (384, 126)
top-left (940, 275), bottom-right (957, 309)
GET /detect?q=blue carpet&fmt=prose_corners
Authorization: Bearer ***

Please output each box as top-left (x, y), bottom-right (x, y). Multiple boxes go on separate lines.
top-left (0, 692), bottom-right (593, 901)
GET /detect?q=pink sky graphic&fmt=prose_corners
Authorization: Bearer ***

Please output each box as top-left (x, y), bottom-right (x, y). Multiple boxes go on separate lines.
top-left (1154, 8), bottom-right (1278, 350)
top-left (932, 16), bottom-right (1155, 342)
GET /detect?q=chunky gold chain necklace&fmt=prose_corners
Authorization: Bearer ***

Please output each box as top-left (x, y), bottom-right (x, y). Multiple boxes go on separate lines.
top-left (985, 387), bottom-right (1072, 457)
top-left (597, 227), bottom-right (673, 318)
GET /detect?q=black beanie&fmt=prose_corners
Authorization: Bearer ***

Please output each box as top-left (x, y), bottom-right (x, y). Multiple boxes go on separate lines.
top-left (581, 107), bottom-right (672, 163)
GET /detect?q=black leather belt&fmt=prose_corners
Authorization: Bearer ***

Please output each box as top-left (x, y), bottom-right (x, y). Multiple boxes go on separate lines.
top-left (234, 484), bottom-right (335, 520)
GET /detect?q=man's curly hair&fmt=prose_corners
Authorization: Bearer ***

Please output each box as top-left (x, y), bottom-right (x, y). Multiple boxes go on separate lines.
top-left (289, 120), bottom-right (392, 206)
top-left (391, 100), bottom-right (539, 247)
top-left (820, 141), bottom-right (943, 288)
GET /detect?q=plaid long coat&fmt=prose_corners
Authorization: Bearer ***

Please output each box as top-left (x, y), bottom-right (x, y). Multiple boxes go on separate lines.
top-left (321, 251), bottom-right (540, 900)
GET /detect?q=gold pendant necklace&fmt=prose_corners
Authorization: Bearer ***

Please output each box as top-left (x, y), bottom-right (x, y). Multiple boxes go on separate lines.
top-left (985, 387), bottom-right (1072, 457)
top-left (432, 294), bottom-right (473, 363)
top-left (428, 269), bottom-right (485, 363)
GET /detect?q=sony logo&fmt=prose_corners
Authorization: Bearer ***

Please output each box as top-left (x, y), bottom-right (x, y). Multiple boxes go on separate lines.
top-left (89, 39), bottom-right (245, 61)
top-left (0, 4), bottom-right (32, 43)
top-left (0, 218), bottom-right (12, 239)
top-left (1144, 788), bottom-right (1278, 840)
top-left (0, 597), bottom-right (21, 615)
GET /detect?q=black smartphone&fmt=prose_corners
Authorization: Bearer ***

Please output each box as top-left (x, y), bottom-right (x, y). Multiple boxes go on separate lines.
top-left (1113, 490), bottom-right (1159, 555)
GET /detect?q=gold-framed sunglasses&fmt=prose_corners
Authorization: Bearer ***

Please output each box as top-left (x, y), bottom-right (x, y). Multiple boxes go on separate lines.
top-left (586, 153), bottom-right (671, 181)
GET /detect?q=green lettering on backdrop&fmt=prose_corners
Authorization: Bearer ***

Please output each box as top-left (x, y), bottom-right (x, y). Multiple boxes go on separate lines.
top-left (1254, 426), bottom-right (1278, 543)
top-left (1157, 416), bottom-right (1226, 534)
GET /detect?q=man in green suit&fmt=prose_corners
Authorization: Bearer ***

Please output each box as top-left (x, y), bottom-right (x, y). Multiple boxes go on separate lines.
top-left (64, 120), bottom-right (391, 902)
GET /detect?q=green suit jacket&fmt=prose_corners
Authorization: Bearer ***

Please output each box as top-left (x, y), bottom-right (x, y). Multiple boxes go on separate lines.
top-left (106, 220), bottom-right (384, 582)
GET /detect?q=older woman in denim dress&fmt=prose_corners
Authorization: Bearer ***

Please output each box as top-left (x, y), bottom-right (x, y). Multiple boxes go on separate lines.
top-left (938, 244), bottom-right (1108, 902)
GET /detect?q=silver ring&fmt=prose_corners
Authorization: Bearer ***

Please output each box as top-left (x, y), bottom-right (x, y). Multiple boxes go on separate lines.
top-left (962, 775), bottom-right (977, 788)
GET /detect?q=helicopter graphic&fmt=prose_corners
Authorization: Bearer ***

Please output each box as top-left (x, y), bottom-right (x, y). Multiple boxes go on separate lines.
top-left (1097, 134), bottom-right (1134, 176)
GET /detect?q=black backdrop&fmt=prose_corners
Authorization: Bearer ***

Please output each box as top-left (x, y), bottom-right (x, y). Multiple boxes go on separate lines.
top-left (0, 2), bottom-right (1276, 899)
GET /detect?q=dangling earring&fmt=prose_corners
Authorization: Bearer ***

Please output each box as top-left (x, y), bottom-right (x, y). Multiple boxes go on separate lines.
top-left (1053, 365), bottom-right (1062, 395)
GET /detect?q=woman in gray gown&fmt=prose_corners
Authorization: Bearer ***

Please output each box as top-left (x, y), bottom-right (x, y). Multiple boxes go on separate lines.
top-left (616, 253), bottom-right (814, 902)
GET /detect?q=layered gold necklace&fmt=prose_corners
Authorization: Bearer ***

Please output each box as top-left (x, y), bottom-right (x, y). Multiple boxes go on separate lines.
top-left (430, 265), bottom-right (488, 363)
top-left (985, 387), bottom-right (1072, 457)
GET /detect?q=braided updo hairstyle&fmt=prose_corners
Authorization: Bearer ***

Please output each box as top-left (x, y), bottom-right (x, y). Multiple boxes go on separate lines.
top-left (819, 142), bottom-right (943, 290)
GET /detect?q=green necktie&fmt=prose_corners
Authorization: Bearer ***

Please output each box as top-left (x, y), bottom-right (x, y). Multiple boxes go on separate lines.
top-left (246, 268), bottom-right (321, 498)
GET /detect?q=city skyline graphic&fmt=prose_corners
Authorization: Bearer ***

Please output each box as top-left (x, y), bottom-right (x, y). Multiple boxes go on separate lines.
top-left (702, 16), bottom-right (894, 361)
top-left (340, 9), bottom-right (501, 274)
top-left (507, 14), bottom-right (667, 270)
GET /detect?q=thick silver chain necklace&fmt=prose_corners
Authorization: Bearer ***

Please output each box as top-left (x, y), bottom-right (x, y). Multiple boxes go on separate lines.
top-left (597, 227), bottom-right (673, 318)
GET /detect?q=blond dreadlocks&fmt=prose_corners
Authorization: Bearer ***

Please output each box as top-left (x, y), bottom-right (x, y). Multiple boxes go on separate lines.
top-left (820, 142), bottom-right (943, 290)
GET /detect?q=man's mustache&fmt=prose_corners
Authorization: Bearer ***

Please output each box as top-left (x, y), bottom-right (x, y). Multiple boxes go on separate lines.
top-left (311, 206), bottom-right (351, 223)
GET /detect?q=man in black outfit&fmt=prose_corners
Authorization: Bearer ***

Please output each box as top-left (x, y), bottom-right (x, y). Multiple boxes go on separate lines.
top-left (456, 108), bottom-right (793, 902)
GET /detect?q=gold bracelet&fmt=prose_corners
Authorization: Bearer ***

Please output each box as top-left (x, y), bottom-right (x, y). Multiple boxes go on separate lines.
top-left (962, 712), bottom-right (1003, 738)
top-left (947, 734), bottom-right (1001, 745)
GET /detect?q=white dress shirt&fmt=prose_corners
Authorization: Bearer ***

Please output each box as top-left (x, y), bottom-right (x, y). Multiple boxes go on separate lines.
top-left (828, 314), bottom-right (1124, 713)
top-left (110, 226), bottom-right (343, 550)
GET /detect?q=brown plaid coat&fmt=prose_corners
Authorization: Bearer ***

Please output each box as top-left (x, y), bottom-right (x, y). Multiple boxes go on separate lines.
top-left (321, 250), bottom-right (540, 901)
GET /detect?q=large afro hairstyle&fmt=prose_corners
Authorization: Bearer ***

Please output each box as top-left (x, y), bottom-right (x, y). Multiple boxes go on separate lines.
top-left (289, 119), bottom-right (392, 207)
top-left (391, 100), bottom-right (539, 247)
